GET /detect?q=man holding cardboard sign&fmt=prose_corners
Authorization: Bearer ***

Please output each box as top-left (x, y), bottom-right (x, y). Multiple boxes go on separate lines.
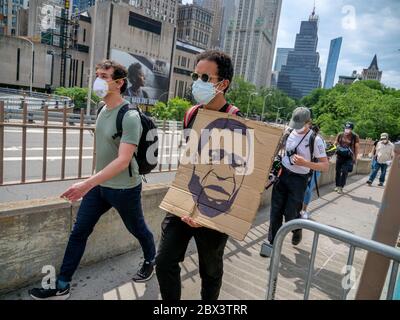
top-left (156, 50), bottom-right (282, 300)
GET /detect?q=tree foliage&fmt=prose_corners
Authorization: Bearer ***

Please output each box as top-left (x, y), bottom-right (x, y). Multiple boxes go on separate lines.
top-left (151, 97), bottom-right (192, 121)
top-left (54, 87), bottom-right (100, 110)
top-left (225, 76), bottom-right (296, 122)
top-left (301, 80), bottom-right (400, 140)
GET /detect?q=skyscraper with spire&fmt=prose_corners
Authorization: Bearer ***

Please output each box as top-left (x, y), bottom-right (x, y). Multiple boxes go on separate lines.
top-left (277, 6), bottom-right (322, 99)
top-left (361, 55), bottom-right (383, 82)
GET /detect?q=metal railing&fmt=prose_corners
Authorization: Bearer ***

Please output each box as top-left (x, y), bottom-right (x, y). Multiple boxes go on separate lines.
top-left (266, 219), bottom-right (400, 300)
top-left (0, 101), bottom-right (185, 186)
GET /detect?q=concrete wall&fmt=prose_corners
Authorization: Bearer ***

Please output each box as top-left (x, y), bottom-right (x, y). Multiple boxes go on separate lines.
top-left (0, 160), bottom-right (371, 294)
top-left (0, 183), bottom-right (169, 294)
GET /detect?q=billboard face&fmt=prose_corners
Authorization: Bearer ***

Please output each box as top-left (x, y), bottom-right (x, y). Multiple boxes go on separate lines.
top-left (111, 49), bottom-right (170, 105)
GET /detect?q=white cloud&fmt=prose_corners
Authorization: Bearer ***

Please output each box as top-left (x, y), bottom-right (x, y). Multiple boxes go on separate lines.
top-left (381, 70), bottom-right (400, 89)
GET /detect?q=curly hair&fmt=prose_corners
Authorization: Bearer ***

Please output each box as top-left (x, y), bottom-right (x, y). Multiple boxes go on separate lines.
top-left (195, 50), bottom-right (234, 93)
top-left (95, 60), bottom-right (128, 94)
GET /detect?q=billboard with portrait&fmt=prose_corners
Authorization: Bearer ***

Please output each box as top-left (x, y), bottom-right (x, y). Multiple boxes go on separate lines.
top-left (111, 49), bottom-right (171, 106)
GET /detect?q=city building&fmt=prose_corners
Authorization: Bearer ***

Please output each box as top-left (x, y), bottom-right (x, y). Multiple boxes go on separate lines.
top-left (223, 0), bottom-right (282, 88)
top-left (171, 40), bottom-right (204, 98)
top-left (219, 0), bottom-right (236, 50)
top-left (194, 0), bottom-right (224, 49)
top-left (361, 54), bottom-right (382, 82)
top-left (177, 3), bottom-right (213, 50)
top-left (277, 7), bottom-right (322, 99)
top-left (129, 0), bottom-right (178, 24)
top-left (323, 37), bottom-right (342, 89)
top-left (274, 47), bottom-right (291, 72)
top-left (72, 0), bottom-right (95, 13)
top-left (338, 71), bottom-right (361, 85)
top-left (0, 0), bottom-right (26, 36)
top-left (1, 0), bottom-right (176, 105)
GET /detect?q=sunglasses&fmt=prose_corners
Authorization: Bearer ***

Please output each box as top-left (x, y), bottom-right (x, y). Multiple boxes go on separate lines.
top-left (191, 72), bottom-right (222, 83)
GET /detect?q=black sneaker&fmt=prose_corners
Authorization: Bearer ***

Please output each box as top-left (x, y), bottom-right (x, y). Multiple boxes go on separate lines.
top-left (367, 181), bottom-right (372, 186)
top-left (29, 285), bottom-right (70, 300)
top-left (378, 183), bottom-right (384, 187)
top-left (132, 261), bottom-right (155, 283)
top-left (292, 229), bottom-right (302, 246)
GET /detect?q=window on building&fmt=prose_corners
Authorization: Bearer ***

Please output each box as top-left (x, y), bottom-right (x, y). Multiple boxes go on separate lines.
top-left (83, 29), bottom-right (86, 42)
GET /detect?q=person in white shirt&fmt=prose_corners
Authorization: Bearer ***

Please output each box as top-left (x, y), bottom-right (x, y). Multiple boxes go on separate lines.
top-left (367, 133), bottom-right (395, 187)
top-left (261, 107), bottom-right (329, 258)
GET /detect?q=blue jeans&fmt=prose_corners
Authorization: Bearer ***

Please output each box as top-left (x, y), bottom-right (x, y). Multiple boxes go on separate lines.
top-left (58, 184), bottom-right (156, 283)
top-left (369, 159), bottom-right (388, 184)
top-left (303, 171), bottom-right (321, 206)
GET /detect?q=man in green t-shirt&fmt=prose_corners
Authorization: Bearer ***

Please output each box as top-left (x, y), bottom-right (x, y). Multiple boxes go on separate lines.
top-left (29, 60), bottom-right (156, 300)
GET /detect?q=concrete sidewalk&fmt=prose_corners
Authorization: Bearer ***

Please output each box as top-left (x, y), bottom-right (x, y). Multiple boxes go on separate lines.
top-left (1, 175), bottom-right (385, 300)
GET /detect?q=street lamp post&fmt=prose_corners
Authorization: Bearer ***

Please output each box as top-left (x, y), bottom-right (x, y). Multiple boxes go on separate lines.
top-left (18, 37), bottom-right (34, 96)
top-left (273, 106), bottom-right (285, 123)
top-left (261, 93), bottom-right (273, 122)
top-left (246, 92), bottom-right (258, 119)
top-left (86, 1), bottom-right (98, 117)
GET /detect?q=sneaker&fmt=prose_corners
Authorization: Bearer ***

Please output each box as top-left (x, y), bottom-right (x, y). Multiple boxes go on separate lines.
top-left (292, 229), bottom-right (302, 246)
top-left (366, 181), bottom-right (372, 186)
top-left (301, 211), bottom-right (309, 220)
top-left (334, 187), bottom-right (339, 192)
top-left (337, 187), bottom-right (343, 194)
top-left (29, 285), bottom-right (70, 300)
top-left (260, 242), bottom-right (273, 258)
top-left (132, 261), bottom-right (155, 282)
top-left (378, 183), bottom-right (384, 187)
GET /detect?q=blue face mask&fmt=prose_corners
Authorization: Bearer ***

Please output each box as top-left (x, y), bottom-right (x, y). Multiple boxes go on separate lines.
top-left (192, 79), bottom-right (223, 105)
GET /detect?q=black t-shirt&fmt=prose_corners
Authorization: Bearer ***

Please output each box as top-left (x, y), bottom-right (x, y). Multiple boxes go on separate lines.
top-left (185, 103), bottom-right (243, 130)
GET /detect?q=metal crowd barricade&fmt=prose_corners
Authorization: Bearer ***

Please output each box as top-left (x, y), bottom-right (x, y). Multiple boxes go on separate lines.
top-left (0, 100), bottom-right (186, 185)
top-left (266, 219), bottom-right (400, 300)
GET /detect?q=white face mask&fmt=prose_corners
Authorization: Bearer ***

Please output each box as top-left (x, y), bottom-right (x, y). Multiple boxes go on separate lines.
top-left (192, 79), bottom-right (224, 105)
top-left (93, 78), bottom-right (109, 98)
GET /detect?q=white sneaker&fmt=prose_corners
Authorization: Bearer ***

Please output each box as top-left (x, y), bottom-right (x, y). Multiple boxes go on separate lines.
top-left (337, 187), bottom-right (343, 194)
top-left (301, 211), bottom-right (309, 219)
top-left (334, 187), bottom-right (339, 192)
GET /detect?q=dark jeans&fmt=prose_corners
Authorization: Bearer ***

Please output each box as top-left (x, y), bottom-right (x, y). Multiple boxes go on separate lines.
top-left (58, 184), bottom-right (156, 283)
top-left (369, 159), bottom-right (388, 184)
top-left (268, 167), bottom-right (309, 245)
top-left (336, 156), bottom-right (353, 188)
top-left (155, 214), bottom-right (229, 301)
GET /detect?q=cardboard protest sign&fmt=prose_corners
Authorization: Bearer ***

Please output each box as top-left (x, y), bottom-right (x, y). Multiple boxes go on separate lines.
top-left (160, 109), bottom-right (283, 240)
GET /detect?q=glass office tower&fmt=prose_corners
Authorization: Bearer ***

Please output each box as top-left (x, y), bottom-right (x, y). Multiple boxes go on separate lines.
top-left (277, 8), bottom-right (321, 100)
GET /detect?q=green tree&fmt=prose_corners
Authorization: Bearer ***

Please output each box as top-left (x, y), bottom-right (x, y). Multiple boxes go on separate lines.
top-left (226, 76), bottom-right (296, 121)
top-left (151, 97), bottom-right (191, 121)
top-left (301, 80), bottom-right (400, 140)
top-left (54, 87), bottom-right (100, 110)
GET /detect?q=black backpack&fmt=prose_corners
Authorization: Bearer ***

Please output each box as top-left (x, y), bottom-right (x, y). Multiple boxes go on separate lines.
top-left (97, 102), bottom-right (159, 176)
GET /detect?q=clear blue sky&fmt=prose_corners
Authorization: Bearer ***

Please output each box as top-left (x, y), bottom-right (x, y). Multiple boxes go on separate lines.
top-left (182, 0), bottom-right (400, 89)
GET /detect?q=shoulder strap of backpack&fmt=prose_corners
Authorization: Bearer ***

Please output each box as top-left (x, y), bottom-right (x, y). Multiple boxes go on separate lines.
top-left (309, 130), bottom-right (317, 162)
top-left (183, 104), bottom-right (202, 129)
top-left (113, 103), bottom-right (131, 140)
top-left (226, 104), bottom-right (240, 115)
top-left (96, 101), bottom-right (106, 118)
